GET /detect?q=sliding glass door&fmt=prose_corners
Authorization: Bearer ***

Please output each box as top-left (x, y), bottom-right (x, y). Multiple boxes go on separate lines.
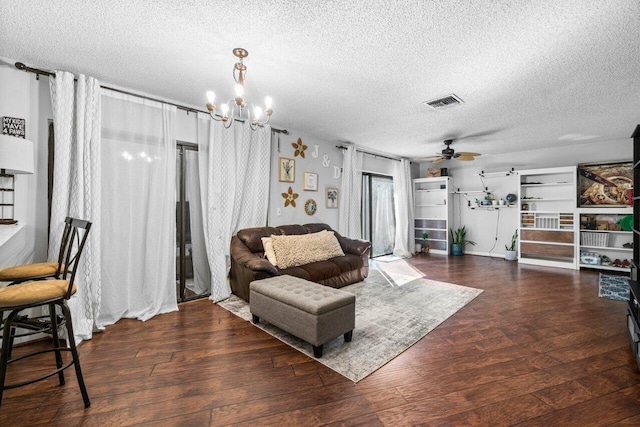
top-left (176, 142), bottom-right (210, 302)
top-left (362, 173), bottom-right (396, 257)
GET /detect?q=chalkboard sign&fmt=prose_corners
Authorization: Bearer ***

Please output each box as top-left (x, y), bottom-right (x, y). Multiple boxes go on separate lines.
top-left (2, 116), bottom-right (25, 138)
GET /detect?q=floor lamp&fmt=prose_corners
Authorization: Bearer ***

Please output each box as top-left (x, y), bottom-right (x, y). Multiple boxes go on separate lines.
top-left (0, 134), bottom-right (34, 225)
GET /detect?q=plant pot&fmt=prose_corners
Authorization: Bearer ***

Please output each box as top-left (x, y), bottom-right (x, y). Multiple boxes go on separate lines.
top-left (451, 243), bottom-right (464, 256)
top-left (415, 243), bottom-right (422, 253)
top-left (505, 250), bottom-right (517, 261)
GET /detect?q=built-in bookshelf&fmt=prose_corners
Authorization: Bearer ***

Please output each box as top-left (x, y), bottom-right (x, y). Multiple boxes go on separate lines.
top-left (627, 125), bottom-right (640, 371)
top-left (413, 177), bottom-right (452, 254)
top-left (517, 166), bottom-right (578, 270)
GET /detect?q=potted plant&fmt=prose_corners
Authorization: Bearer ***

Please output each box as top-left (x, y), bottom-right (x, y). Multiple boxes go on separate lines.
top-left (421, 232), bottom-right (430, 254)
top-left (505, 230), bottom-right (518, 261)
top-left (449, 226), bottom-right (476, 256)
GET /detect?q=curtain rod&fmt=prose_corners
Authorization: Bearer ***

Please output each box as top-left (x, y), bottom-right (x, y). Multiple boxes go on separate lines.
top-left (14, 62), bottom-right (289, 135)
top-left (335, 145), bottom-right (403, 162)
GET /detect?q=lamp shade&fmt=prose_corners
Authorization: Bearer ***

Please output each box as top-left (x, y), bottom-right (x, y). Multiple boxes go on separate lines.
top-left (0, 134), bottom-right (34, 174)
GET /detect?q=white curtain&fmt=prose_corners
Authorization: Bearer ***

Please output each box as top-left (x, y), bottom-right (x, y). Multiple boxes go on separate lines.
top-left (393, 159), bottom-right (414, 258)
top-left (48, 72), bottom-right (102, 343)
top-left (339, 145), bottom-right (364, 238)
top-left (98, 92), bottom-right (178, 324)
top-left (197, 116), bottom-right (271, 301)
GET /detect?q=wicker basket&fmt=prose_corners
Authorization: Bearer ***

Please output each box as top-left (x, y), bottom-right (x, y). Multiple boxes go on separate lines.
top-left (580, 232), bottom-right (609, 247)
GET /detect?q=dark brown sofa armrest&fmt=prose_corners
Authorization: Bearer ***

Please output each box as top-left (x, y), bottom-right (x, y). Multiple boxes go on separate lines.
top-left (338, 236), bottom-right (371, 257)
top-left (230, 236), bottom-right (278, 275)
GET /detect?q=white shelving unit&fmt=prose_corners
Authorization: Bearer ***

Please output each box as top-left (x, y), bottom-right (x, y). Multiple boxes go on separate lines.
top-left (577, 208), bottom-right (634, 273)
top-left (413, 177), bottom-right (452, 254)
top-left (518, 166), bottom-right (578, 270)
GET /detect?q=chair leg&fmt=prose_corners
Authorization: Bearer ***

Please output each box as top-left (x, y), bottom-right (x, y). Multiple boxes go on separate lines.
top-left (58, 302), bottom-right (90, 408)
top-left (0, 309), bottom-right (19, 408)
top-left (49, 303), bottom-right (65, 386)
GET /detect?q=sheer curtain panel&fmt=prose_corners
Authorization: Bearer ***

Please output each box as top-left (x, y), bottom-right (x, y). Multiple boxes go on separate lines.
top-left (48, 72), bottom-right (102, 343)
top-left (197, 115), bottom-right (271, 301)
top-left (98, 92), bottom-right (178, 324)
top-left (338, 145), bottom-right (364, 239)
top-left (393, 159), bottom-right (414, 258)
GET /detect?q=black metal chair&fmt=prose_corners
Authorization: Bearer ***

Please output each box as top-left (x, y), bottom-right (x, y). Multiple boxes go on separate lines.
top-left (0, 217), bottom-right (92, 408)
top-left (0, 217), bottom-right (72, 353)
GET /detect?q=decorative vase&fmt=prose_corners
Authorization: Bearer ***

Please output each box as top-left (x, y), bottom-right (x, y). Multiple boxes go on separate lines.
top-left (451, 243), bottom-right (464, 256)
top-left (505, 250), bottom-right (517, 261)
top-left (423, 245), bottom-right (430, 254)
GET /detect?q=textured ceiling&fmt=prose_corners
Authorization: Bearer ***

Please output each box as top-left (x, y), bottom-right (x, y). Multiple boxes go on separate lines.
top-left (1, 0), bottom-right (639, 160)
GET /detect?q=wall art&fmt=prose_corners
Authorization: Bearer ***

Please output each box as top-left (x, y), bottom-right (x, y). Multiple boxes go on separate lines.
top-left (278, 157), bottom-right (295, 182)
top-left (292, 138), bottom-right (308, 158)
top-left (282, 186), bottom-right (298, 207)
top-left (326, 187), bottom-right (339, 208)
top-left (578, 161), bottom-right (633, 207)
top-left (304, 199), bottom-right (317, 215)
top-left (303, 172), bottom-right (318, 191)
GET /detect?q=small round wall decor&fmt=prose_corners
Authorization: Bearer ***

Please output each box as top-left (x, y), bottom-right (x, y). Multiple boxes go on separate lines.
top-left (304, 199), bottom-right (317, 215)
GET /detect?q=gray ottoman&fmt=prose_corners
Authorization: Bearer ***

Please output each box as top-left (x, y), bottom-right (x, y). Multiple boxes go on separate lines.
top-left (249, 275), bottom-right (355, 358)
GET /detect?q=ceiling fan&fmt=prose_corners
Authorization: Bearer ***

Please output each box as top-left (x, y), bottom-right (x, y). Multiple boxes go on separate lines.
top-left (424, 139), bottom-right (482, 164)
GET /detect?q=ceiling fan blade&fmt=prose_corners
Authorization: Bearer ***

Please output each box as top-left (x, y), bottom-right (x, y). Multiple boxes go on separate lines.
top-left (456, 155), bottom-right (476, 161)
top-left (456, 152), bottom-right (481, 156)
top-left (433, 157), bottom-right (445, 164)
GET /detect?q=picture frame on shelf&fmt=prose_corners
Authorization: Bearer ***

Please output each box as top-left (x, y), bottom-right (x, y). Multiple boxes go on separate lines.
top-left (578, 161), bottom-right (633, 207)
top-left (303, 172), bottom-right (318, 191)
top-left (326, 187), bottom-right (338, 208)
top-left (278, 157), bottom-right (295, 182)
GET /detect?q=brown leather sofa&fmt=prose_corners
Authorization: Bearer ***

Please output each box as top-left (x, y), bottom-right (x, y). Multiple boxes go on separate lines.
top-left (230, 223), bottom-right (371, 302)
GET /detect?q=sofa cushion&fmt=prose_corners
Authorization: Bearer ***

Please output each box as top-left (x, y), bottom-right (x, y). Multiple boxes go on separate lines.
top-left (271, 230), bottom-right (345, 269)
top-left (327, 254), bottom-right (363, 273)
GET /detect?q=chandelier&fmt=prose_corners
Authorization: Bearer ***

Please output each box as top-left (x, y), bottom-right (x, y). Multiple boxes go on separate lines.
top-left (205, 48), bottom-right (273, 130)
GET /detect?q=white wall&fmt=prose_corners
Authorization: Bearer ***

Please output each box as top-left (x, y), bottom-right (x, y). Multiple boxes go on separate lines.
top-left (268, 130), bottom-right (342, 229)
top-left (0, 59), bottom-right (51, 267)
top-left (416, 138), bottom-right (633, 257)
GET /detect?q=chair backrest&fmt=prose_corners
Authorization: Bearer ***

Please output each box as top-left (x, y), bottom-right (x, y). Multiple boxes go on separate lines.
top-left (56, 217), bottom-right (92, 300)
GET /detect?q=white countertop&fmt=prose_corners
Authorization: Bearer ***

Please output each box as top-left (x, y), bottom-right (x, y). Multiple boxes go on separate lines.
top-left (0, 223), bottom-right (25, 248)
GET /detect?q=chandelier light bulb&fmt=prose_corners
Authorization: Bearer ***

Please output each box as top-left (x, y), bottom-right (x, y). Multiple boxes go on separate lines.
top-left (253, 106), bottom-right (262, 121)
top-left (221, 104), bottom-right (229, 117)
top-left (235, 84), bottom-right (244, 97)
top-left (265, 96), bottom-right (272, 109)
top-left (206, 91), bottom-right (215, 103)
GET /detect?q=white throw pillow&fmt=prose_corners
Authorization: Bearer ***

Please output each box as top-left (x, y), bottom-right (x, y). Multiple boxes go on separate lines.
top-left (261, 237), bottom-right (278, 267)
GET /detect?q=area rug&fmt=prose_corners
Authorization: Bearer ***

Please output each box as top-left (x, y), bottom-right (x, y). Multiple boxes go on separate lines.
top-left (218, 269), bottom-right (483, 382)
top-left (598, 273), bottom-right (629, 301)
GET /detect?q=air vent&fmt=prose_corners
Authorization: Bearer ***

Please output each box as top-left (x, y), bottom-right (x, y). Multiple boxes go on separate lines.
top-left (423, 94), bottom-right (464, 110)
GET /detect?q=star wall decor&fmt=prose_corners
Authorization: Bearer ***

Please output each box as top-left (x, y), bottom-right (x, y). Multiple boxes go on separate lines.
top-left (292, 138), bottom-right (308, 158)
top-left (282, 186), bottom-right (299, 207)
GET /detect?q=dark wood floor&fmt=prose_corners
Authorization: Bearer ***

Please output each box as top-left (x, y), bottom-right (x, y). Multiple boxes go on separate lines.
top-left (2, 254), bottom-right (640, 426)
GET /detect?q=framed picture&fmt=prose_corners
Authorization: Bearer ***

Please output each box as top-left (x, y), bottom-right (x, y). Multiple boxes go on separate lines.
top-left (326, 187), bottom-right (339, 208)
top-left (303, 172), bottom-right (318, 191)
top-left (278, 157), bottom-right (295, 182)
top-left (578, 161), bottom-right (633, 207)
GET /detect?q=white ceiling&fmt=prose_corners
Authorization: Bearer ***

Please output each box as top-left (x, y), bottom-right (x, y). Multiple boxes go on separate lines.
top-left (1, 0), bottom-right (639, 160)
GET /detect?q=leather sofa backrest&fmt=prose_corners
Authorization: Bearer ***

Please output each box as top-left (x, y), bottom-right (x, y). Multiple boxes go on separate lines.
top-left (237, 226), bottom-right (281, 253)
top-left (276, 224), bottom-right (308, 235)
top-left (235, 223), bottom-right (335, 254)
